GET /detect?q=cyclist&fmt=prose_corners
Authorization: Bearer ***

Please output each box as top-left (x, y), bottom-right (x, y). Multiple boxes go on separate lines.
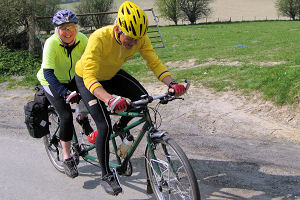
top-left (37, 9), bottom-right (93, 178)
top-left (75, 1), bottom-right (186, 195)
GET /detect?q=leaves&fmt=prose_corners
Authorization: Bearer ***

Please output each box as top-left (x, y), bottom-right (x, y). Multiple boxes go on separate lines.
top-left (0, 46), bottom-right (41, 76)
top-left (0, 0), bottom-right (60, 50)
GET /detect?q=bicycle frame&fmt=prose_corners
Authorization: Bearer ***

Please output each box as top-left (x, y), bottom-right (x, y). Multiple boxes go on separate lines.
top-left (46, 81), bottom-right (200, 199)
top-left (71, 107), bottom-right (160, 174)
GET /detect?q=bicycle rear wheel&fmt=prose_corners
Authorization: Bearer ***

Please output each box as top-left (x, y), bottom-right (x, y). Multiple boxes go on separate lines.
top-left (145, 136), bottom-right (200, 200)
top-left (43, 108), bottom-right (64, 173)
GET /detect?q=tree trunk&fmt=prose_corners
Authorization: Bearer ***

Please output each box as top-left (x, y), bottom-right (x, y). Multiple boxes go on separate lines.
top-left (28, 14), bottom-right (36, 53)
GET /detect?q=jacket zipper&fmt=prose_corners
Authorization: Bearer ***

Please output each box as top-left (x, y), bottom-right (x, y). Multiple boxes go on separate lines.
top-left (69, 53), bottom-right (72, 81)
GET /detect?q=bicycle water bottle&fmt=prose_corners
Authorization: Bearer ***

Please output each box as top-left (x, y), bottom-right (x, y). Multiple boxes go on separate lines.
top-left (88, 130), bottom-right (98, 143)
top-left (117, 134), bottom-right (134, 158)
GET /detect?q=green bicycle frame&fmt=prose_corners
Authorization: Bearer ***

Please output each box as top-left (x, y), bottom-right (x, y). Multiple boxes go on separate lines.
top-left (71, 109), bottom-right (162, 174)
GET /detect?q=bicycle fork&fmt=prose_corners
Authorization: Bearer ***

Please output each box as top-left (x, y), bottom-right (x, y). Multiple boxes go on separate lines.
top-left (145, 130), bottom-right (168, 194)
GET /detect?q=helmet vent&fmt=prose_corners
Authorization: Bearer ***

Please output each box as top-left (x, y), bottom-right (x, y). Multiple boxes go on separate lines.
top-left (140, 24), bottom-right (142, 36)
top-left (121, 7), bottom-right (125, 15)
top-left (130, 21), bottom-right (137, 36)
top-left (133, 16), bottom-right (137, 24)
top-left (124, 21), bottom-right (129, 32)
top-left (137, 10), bottom-right (141, 18)
top-left (126, 7), bottom-right (131, 15)
top-left (143, 16), bottom-right (145, 24)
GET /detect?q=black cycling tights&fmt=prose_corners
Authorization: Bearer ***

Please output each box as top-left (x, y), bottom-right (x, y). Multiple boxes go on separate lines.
top-left (75, 70), bottom-right (147, 176)
top-left (43, 78), bottom-right (78, 142)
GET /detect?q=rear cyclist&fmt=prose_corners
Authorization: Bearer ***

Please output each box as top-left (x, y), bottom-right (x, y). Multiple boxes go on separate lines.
top-left (75, 1), bottom-right (186, 195)
top-left (37, 10), bottom-right (93, 178)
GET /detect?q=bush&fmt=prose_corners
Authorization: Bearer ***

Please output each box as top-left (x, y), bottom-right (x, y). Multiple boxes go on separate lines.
top-left (0, 46), bottom-right (41, 76)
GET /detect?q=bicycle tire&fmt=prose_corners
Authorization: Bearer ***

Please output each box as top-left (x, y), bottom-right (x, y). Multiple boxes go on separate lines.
top-left (145, 136), bottom-right (201, 200)
top-left (43, 108), bottom-right (65, 173)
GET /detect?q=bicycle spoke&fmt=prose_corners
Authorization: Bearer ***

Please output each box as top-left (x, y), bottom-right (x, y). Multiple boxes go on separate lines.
top-left (145, 137), bottom-right (200, 200)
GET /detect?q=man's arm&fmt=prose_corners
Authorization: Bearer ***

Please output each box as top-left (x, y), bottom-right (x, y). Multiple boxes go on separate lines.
top-left (92, 86), bottom-right (113, 104)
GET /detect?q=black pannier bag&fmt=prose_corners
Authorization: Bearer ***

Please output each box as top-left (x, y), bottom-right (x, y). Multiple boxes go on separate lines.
top-left (34, 84), bottom-right (50, 107)
top-left (24, 86), bottom-right (50, 138)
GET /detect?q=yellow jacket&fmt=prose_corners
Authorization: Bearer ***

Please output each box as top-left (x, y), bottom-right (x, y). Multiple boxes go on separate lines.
top-left (75, 25), bottom-right (171, 94)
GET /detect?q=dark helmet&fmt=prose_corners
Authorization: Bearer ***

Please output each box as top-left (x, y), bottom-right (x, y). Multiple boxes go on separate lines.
top-left (52, 9), bottom-right (78, 26)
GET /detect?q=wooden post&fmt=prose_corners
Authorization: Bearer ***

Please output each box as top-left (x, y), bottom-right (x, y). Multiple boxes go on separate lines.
top-left (28, 14), bottom-right (36, 53)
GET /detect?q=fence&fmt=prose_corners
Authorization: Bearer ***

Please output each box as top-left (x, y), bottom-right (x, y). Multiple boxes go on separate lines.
top-left (35, 8), bottom-right (165, 49)
top-left (157, 15), bottom-right (291, 26)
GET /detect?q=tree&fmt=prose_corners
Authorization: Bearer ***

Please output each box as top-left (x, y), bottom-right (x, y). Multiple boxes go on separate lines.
top-left (0, 0), bottom-right (59, 52)
top-left (155, 0), bottom-right (183, 25)
top-left (276, 0), bottom-right (300, 20)
top-left (180, 0), bottom-right (213, 24)
top-left (76, 0), bottom-right (114, 29)
top-left (36, 0), bottom-right (61, 34)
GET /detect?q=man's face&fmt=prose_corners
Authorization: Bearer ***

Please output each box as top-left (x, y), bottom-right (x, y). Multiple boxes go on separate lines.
top-left (119, 31), bottom-right (138, 49)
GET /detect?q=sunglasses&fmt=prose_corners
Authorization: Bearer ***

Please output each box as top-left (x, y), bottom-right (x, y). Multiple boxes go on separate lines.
top-left (122, 31), bottom-right (138, 42)
top-left (59, 25), bottom-right (76, 31)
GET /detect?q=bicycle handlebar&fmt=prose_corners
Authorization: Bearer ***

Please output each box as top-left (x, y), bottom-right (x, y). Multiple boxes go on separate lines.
top-left (130, 80), bottom-right (191, 108)
top-left (65, 91), bottom-right (77, 104)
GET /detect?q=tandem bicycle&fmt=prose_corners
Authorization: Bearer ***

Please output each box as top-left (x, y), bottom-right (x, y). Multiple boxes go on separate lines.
top-left (43, 80), bottom-right (201, 200)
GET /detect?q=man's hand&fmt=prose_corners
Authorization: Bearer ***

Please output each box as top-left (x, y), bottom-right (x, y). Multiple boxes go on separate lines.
top-left (168, 81), bottom-right (186, 97)
top-left (108, 96), bottom-right (128, 113)
top-left (65, 91), bottom-right (80, 104)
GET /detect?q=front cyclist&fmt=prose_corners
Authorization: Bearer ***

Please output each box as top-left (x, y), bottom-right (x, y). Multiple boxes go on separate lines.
top-left (75, 1), bottom-right (186, 195)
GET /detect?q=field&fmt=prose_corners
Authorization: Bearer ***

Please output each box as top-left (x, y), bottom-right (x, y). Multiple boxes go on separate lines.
top-left (119, 20), bottom-right (300, 106)
top-left (113, 0), bottom-right (283, 25)
top-left (60, 0), bottom-right (283, 26)
top-left (5, 1), bottom-right (299, 106)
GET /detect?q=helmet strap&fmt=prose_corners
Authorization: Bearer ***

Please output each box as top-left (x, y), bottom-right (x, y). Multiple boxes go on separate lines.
top-left (114, 27), bottom-right (122, 45)
top-left (117, 31), bottom-right (123, 40)
top-left (55, 27), bottom-right (76, 46)
top-left (58, 36), bottom-right (75, 47)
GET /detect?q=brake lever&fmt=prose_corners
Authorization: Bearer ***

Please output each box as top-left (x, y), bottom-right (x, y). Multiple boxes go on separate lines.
top-left (185, 79), bottom-right (191, 92)
top-left (159, 95), bottom-right (176, 104)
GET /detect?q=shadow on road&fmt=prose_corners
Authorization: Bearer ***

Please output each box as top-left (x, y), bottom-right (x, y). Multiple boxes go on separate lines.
top-left (73, 156), bottom-right (300, 199)
top-left (76, 157), bottom-right (154, 200)
top-left (190, 159), bottom-right (300, 199)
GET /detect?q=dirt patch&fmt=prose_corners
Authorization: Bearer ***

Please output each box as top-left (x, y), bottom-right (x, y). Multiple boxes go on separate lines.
top-left (1, 79), bottom-right (299, 142)
top-left (141, 81), bottom-right (300, 143)
top-left (165, 58), bottom-right (287, 70)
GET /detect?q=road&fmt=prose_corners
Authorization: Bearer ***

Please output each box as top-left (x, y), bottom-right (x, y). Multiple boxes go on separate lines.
top-left (1, 83), bottom-right (300, 199)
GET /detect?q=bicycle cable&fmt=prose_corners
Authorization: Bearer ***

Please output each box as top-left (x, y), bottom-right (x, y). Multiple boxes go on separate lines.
top-left (149, 102), bottom-right (163, 129)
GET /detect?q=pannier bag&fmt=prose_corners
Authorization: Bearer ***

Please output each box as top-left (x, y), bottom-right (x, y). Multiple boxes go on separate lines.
top-left (34, 85), bottom-right (50, 107)
top-left (24, 85), bottom-right (50, 138)
top-left (24, 101), bottom-right (49, 138)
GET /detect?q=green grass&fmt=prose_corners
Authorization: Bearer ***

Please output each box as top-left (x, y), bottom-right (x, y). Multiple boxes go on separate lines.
top-left (1, 20), bottom-right (299, 105)
top-left (123, 21), bottom-right (300, 105)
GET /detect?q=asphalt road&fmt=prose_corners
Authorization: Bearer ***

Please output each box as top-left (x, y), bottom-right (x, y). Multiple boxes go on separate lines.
top-left (1, 128), bottom-right (300, 200)
top-left (1, 85), bottom-right (300, 200)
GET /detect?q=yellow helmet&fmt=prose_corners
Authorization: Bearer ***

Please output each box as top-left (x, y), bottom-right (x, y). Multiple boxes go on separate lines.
top-left (117, 1), bottom-right (149, 39)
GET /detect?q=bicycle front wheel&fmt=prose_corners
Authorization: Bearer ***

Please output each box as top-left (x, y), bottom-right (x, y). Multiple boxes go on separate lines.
top-left (145, 136), bottom-right (200, 200)
top-left (43, 108), bottom-right (64, 173)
